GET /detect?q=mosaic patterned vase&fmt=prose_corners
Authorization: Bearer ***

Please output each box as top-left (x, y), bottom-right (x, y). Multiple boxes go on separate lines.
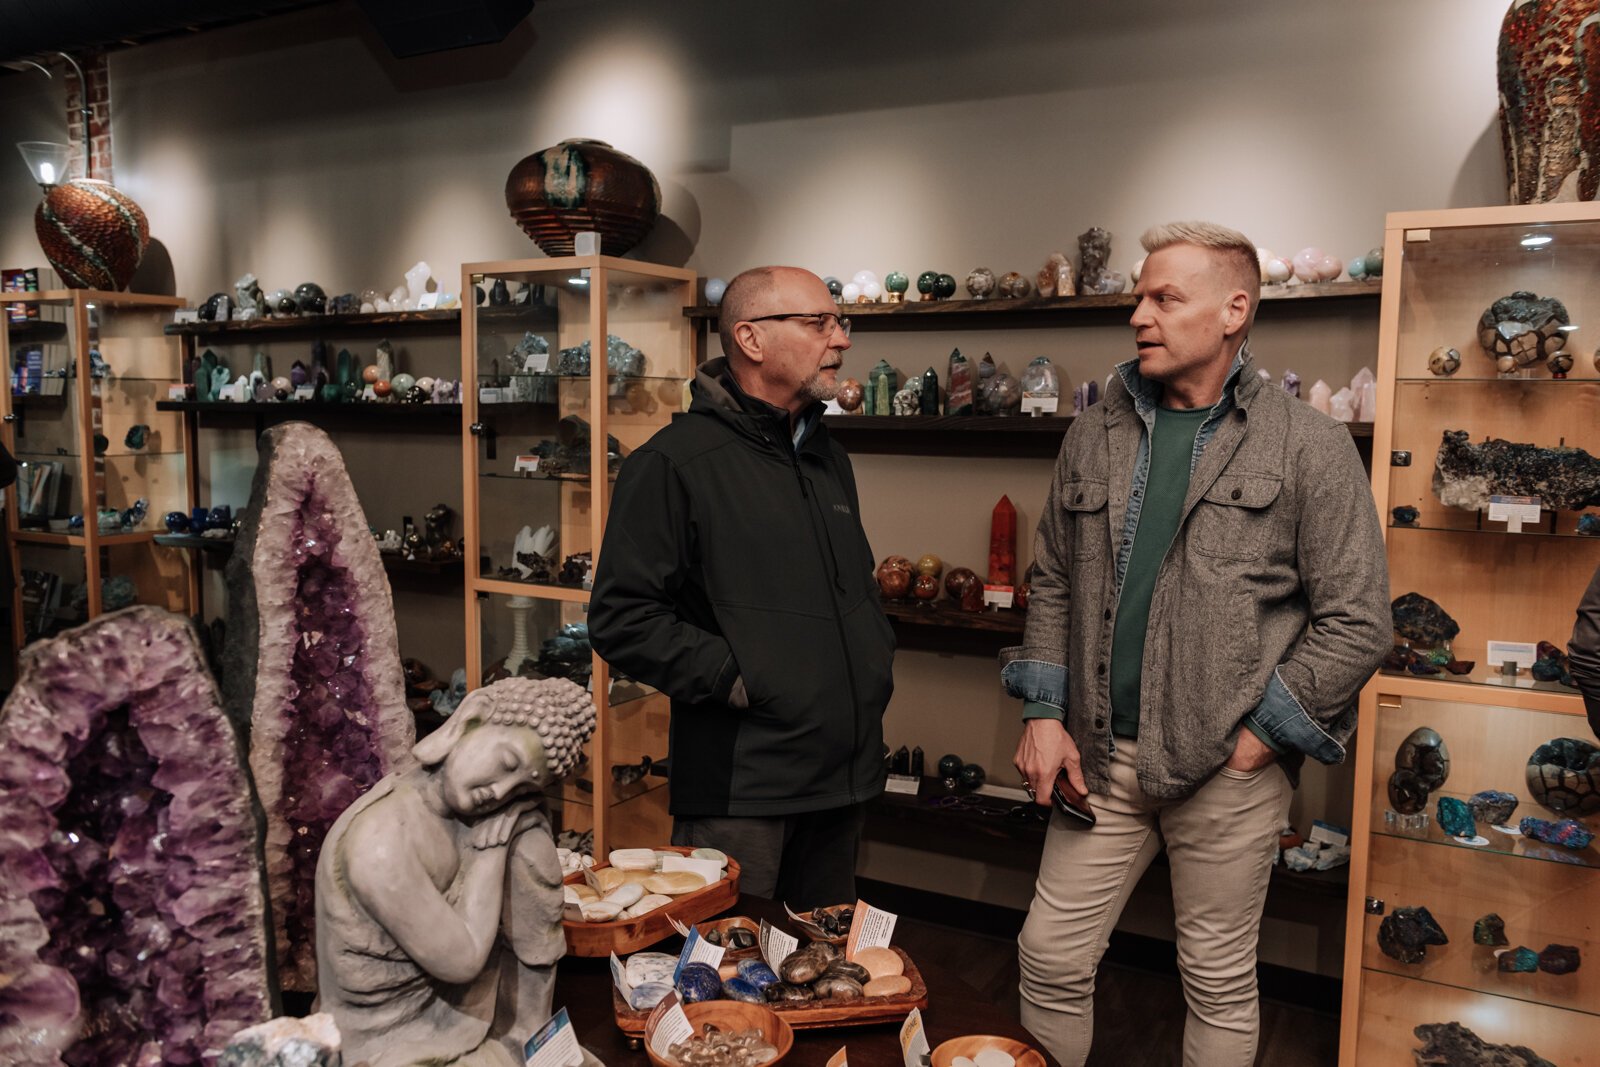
top-left (1498, 0), bottom-right (1600, 203)
top-left (34, 178), bottom-right (149, 289)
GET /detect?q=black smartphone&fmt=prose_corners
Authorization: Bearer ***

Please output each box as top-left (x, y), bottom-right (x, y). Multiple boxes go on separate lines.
top-left (1051, 769), bottom-right (1097, 826)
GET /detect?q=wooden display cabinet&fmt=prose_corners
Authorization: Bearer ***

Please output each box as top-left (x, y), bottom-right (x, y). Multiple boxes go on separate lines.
top-left (1341, 203), bottom-right (1600, 1065)
top-left (0, 290), bottom-right (191, 661)
top-left (461, 256), bottom-right (695, 857)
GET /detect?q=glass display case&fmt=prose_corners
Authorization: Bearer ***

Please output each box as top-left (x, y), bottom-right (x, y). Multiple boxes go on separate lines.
top-left (1341, 203), bottom-right (1600, 1065)
top-left (0, 290), bottom-right (191, 658)
top-left (460, 255), bottom-right (694, 856)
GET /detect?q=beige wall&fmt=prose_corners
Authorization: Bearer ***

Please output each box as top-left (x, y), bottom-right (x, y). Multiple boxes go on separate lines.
top-left (0, 0), bottom-right (1512, 974)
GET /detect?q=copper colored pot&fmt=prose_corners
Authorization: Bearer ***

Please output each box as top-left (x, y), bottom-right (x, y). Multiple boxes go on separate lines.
top-left (35, 179), bottom-right (149, 290)
top-left (505, 139), bottom-right (661, 255)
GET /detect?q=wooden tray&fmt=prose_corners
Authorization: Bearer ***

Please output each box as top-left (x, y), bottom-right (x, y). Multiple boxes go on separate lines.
top-left (611, 946), bottom-right (930, 1034)
top-left (562, 846), bottom-right (741, 957)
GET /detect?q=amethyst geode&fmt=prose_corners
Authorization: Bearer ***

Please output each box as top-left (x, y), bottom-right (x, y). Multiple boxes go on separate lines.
top-left (223, 421), bottom-right (414, 992)
top-left (0, 607), bottom-right (272, 1065)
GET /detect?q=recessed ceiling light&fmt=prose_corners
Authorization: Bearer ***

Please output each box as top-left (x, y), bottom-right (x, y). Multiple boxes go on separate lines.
top-left (1521, 234), bottom-right (1553, 248)
top-left (568, 276), bottom-right (589, 286)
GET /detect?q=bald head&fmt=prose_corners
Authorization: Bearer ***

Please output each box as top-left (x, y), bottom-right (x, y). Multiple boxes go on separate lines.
top-left (718, 266), bottom-right (820, 360)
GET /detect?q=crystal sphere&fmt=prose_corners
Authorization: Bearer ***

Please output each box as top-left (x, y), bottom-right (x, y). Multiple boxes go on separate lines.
top-left (851, 270), bottom-right (878, 288)
top-left (704, 278), bottom-right (727, 306)
top-left (885, 271), bottom-right (909, 294)
top-left (1316, 254), bottom-right (1343, 281)
top-left (1265, 258), bottom-right (1293, 284)
top-left (861, 281), bottom-right (883, 301)
top-left (841, 282), bottom-right (862, 303)
top-left (1347, 256), bottom-right (1367, 279)
top-left (916, 271), bottom-right (940, 295)
top-left (391, 373), bottom-right (417, 394)
top-left (1292, 247), bottom-right (1324, 282)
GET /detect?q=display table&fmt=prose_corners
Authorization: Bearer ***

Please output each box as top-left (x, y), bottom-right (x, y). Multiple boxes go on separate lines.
top-left (556, 894), bottom-right (1047, 1067)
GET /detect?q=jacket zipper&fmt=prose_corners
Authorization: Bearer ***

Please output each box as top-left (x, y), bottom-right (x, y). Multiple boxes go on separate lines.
top-left (778, 433), bottom-right (864, 805)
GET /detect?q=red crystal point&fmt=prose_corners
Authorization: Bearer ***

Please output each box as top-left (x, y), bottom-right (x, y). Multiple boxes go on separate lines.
top-left (989, 494), bottom-right (1016, 586)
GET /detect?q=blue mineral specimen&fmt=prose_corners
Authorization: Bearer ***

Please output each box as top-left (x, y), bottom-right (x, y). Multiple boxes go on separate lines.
top-left (736, 959), bottom-right (780, 990)
top-left (1519, 816), bottom-right (1596, 850)
top-left (1498, 946), bottom-right (1539, 972)
top-left (1467, 789), bottom-right (1518, 826)
top-left (677, 962), bottom-right (723, 1003)
top-left (722, 977), bottom-right (765, 1003)
top-left (1580, 513), bottom-right (1600, 536)
top-left (1437, 796), bottom-right (1476, 838)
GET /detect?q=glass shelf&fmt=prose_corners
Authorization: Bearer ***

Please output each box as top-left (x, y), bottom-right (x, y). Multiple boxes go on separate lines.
top-left (480, 471), bottom-right (617, 485)
top-left (477, 373), bottom-right (687, 386)
top-left (1377, 664), bottom-right (1580, 696)
top-left (1373, 788), bottom-right (1599, 869)
top-left (1395, 374), bottom-right (1598, 385)
top-left (609, 774), bottom-right (668, 808)
top-left (609, 678), bottom-right (661, 711)
top-left (1388, 521), bottom-right (1597, 540)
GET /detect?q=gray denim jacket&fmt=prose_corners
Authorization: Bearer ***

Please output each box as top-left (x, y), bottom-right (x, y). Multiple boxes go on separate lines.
top-left (1001, 350), bottom-right (1390, 799)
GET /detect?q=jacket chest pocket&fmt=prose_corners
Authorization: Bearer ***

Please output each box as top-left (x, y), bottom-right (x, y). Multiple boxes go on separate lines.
top-left (1063, 478), bottom-right (1110, 560)
top-left (1191, 473), bottom-right (1282, 561)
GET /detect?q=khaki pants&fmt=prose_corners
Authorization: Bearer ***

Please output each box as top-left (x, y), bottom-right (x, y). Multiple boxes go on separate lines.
top-left (1018, 738), bottom-right (1292, 1067)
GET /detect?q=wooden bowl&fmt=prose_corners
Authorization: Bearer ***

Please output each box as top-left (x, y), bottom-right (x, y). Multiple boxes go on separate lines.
top-left (644, 1000), bottom-right (794, 1067)
top-left (930, 1035), bottom-right (1046, 1067)
top-left (562, 846), bottom-right (740, 957)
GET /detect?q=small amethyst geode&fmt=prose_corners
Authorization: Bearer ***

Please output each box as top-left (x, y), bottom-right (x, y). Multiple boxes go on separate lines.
top-left (0, 607), bottom-right (271, 1064)
top-left (222, 421), bottom-right (414, 991)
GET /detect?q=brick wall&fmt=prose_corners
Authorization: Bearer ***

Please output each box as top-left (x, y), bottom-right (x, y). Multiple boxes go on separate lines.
top-left (60, 53), bottom-right (112, 183)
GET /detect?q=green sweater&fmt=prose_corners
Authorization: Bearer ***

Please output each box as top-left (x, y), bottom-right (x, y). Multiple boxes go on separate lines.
top-left (1109, 406), bottom-right (1208, 737)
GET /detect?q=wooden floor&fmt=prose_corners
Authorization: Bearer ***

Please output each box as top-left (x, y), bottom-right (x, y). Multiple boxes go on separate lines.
top-left (892, 913), bottom-right (1341, 1067)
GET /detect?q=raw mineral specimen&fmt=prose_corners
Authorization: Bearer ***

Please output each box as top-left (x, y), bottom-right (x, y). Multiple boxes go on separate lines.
top-left (1432, 429), bottom-right (1600, 512)
top-left (1580, 514), bottom-right (1600, 535)
top-left (1436, 796), bottom-right (1477, 838)
top-left (1519, 815), bottom-right (1596, 849)
top-left (1392, 505), bottom-right (1420, 525)
top-left (1387, 769), bottom-right (1432, 815)
top-left (1538, 943), bottom-right (1581, 975)
top-left (946, 349), bottom-right (973, 415)
top-left (223, 422), bottom-right (415, 991)
top-left (1531, 641), bottom-right (1575, 687)
top-left (1525, 737), bottom-right (1600, 815)
top-left (0, 607), bottom-right (273, 1064)
top-left (1391, 593), bottom-right (1460, 647)
top-left (1377, 905), bottom-right (1449, 964)
top-left (220, 1013), bottom-right (341, 1067)
top-left (1468, 789), bottom-right (1519, 826)
top-left (1396, 726), bottom-right (1450, 791)
top-left (1498, 945), bottom-right (1540, 972)
top-left (1476, 291), bottom-right (1569, 372)
top-left (1078, 226), bottom-right (1114, 294)
top-left (1411, 1021), bottom-right (1554, 1066)
top-left (1473, 913), bottom-right (1508, 946)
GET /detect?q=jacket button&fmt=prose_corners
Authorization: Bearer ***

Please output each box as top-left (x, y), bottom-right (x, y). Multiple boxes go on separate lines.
top-left (1097, 662), bottom-right (1106, 676)
top-left (1095, 718), bottom-right (1106, 729)
top-left (1104, 609), bottom-right (1111, 621)
top-left (1075, 492), bottom-right (1084, 504)
top-left (1231, 487), bottom-right (1242, 500)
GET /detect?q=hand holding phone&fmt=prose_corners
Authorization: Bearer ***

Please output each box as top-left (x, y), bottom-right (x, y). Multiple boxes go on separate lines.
top-left (1051, 769), bottom-right (1096, 826)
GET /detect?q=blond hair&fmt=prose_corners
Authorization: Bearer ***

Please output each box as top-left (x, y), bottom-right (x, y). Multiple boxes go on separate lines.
top-left (1140, 221), bottom-right (1260, 330)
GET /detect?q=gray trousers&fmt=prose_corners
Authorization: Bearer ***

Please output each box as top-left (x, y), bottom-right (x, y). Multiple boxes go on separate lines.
top-left (1018, 738), bottom-right (1292, 1067)
top-left (671, 803), bottom-right (866, 909)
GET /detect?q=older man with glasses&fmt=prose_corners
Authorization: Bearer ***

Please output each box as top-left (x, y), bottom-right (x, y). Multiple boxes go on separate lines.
top-left (590, 266), bottom-right (893, 907)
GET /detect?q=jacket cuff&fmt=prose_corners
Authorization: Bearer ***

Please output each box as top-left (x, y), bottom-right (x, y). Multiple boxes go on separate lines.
top-left (1000, 652), bottom-right (1068, 708)
top-left (1242, 715), bottom-right (1287, 755)
top-left (1021, 700), bottom-right (1065, 722)
top-left (710, 651), bottom-right (741, 705)
top-left (1245, 667), bottom-right (1351, 765)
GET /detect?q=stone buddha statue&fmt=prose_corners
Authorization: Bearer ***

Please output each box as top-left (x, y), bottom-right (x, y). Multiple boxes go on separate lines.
top-left (314, 676), bottom-right (597, 1067)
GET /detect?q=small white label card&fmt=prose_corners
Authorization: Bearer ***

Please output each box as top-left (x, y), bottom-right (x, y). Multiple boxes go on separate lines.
top-left (417, 292), bottom-right (440, 310)
top-left (513, 455), bottom-right (542, 474)
top-left (845, 899), bottom-right (897, 959)
top-left (167, 384), bottom-right (189, 400)
top-left (827, 1048), bottom-right (849, 1067)
top-left (759, 919), bottom-right (799, 971)
top-left (1487, 494), bottom-right (1541, 533)
top-left (479, 386), bottom-right (504, 404)
top-left (293, 385), bottom-right (315, 400)
top-left (660, 854), bottom-right (724, 885)
top-left (672, 927), bottom-right (724, 982)
top-left (608, 952), bottom-right (633, 1000)
top-left (983, 584), bottom-right (1015, 609)
top-left (646, 993), bottom-right (695, 1060)
top-left (522, 1007), bottom-right (583, 1067)
top-left (1487, 640), bottom-right (1538, 670)
top-left (1020, 395), bottom-right (1059, 416)
top-left (1308, 820), bottom-right (1349, 848)
top-left (899, 1008), bottom-right (930, 1067)
top-left (524, 349), bottom-right (551, 374)
top-left (884, 774), bottom-right (921, 795)
top-left (172, 308), bottom-right (199, 324)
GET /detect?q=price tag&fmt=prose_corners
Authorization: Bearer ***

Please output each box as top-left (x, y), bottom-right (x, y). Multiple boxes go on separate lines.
top-left (514, 455), bottom-right (542, 474)
top-left (1486, 640), bottom-right (1538, 670)
top-left (1020, 395), bottom-right (1059, 416)
top-left (673, 927), bottom-right (724, 982)
top-left (983, 584), bottom-right (1015, 609)
top-left (1487, 494), bottom-right (1541, 533)
top-left (167, 384), bottom-right (189, 400)
top-left (827, 1049), bottom-right (849, 1067)
top-left (608, 952), bottom-right (633, 999)
top-left (759, 919), bottom-right (798, 971)
top-left (845, 899), bottom-right (897, 959)
top-left (522, 1007), bottom-right (583, 1067)
top-left (646, 993), bottom-right (695, 1060)
top-left (418, 292), bottom-right (440, 310)
top-left (884, 774), bottom-right (920, 795)
top-left (525, 350), bottom-right (551, 373)
top-left (480, 387), bottom-right (504, 404)
top-left (660, 855), bottom-right (723, 885)
top-left (293, 385), bottom-right (315, 400)
top-left (899, 1008), bottom-right (930, 1067)
top-left (1307, 820), bottom-right (1349, 848)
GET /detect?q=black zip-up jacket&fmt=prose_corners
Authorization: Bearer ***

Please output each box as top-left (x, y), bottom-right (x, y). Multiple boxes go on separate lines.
top-left (590, 357), bottom-right (894, 817)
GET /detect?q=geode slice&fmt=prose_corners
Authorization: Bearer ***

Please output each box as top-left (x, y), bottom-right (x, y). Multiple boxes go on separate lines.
top-left (1377, 905), bottom-right (1449, 964)
top-left (0, 607), bottom-right (272, 1065)
top-left (223, 421), bottom-right (415, 991)
top-left (1473, 913), bottom-right (1508, 946)
top-left (1468, 789), bottom-right (1519, 826)
top-left (1525, 737), bottom-right (1600, 816)
top-left (1433, 429), bottom-right (1600, 512)
top-left (1412, 1021), bottom-right (1554, 1066)
top-left (1391, 593), bottom-right (1460, 648)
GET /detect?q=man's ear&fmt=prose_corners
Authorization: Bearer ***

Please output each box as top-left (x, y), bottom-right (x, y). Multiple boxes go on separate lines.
top-left (1221, 289), bottom-right (1251, 338)
top-left (734, 321), bottom-right (766, 365)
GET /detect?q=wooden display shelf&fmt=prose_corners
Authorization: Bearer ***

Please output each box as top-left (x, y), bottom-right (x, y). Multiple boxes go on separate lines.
top-left (164, 307), bottom-right (463, 338)
top-left (154, 533), bottom-right (464, 577)
top-left (880, 597), bottom-right (1026, 634)
top-left (155, 400), bottom-right (463, 432)
top-left (684, 279), bottom-right (1381, 327)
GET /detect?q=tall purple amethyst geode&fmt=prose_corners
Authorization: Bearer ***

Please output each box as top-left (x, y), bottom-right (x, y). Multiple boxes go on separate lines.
top-left (0, 607), bottom-right (272, 1065)
top-left (223, 421), bottom-right (414, 992)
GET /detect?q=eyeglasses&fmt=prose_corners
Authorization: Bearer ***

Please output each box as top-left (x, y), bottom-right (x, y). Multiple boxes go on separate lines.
top-left (743, 312), bottom-right (851, 338)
